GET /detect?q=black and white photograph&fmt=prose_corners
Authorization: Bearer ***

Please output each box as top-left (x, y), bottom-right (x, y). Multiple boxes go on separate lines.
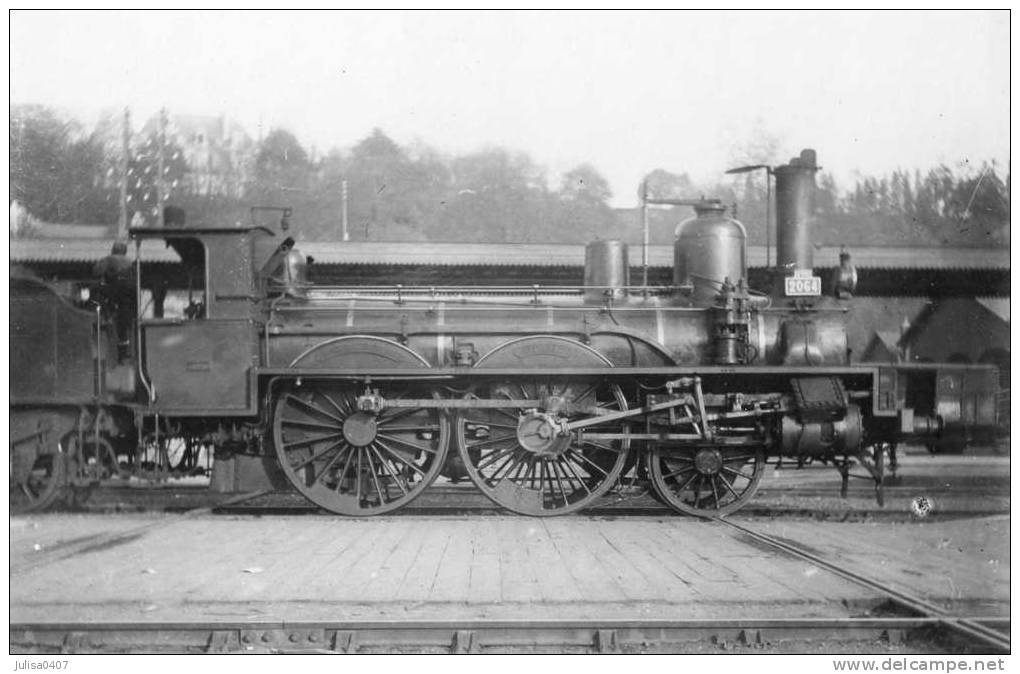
top-left (8, 9), bottom-right (1010, 662)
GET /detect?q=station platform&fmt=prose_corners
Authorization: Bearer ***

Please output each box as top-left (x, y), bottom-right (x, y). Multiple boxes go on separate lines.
top-left (10, 509), bottom-right (1009, 625)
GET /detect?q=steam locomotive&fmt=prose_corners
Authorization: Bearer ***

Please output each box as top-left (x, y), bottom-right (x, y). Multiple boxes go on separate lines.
top-left (10, 149), bottom-right (999, 517)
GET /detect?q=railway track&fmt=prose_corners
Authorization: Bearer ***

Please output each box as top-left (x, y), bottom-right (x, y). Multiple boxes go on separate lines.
top-left (61, 479), bottom-right (1009, 522)
top-left (711, 517), bottom-right (1011, 654)
top-left (9, 616), bottom-right (1011, 654)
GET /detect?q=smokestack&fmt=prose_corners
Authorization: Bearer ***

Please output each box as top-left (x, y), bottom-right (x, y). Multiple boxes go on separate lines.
top-left (773, 149), bottom-right (818, 271)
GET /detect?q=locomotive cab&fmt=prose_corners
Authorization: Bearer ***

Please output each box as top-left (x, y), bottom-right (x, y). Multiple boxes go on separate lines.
top-left (130, 224), bottom-right (275, 414)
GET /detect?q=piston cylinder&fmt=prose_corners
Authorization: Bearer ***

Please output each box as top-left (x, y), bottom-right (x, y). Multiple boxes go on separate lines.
top-left (674, 201), bottom-right (747, 306)
top-left (584, 239), bottom-right (629, 303)
top-left (781, 404), bottom-right (864, 457)
top-left (773, 149), bottom-right (818, 271)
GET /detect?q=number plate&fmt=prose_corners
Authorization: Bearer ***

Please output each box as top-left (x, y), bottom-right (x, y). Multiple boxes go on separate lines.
top-left (785, 275), bottom-right (822, 296)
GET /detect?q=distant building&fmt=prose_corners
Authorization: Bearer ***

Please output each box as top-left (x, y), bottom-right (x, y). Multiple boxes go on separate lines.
top-left (140, 113), bottom-right (254, 198)
top-left (900, 298), bottom-right (1009, 366)
top-left (860, 330), bottom-right (905, 363)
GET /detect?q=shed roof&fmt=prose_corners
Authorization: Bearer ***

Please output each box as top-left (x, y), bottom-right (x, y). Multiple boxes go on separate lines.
top-left (9, 238), bottom-right (180, 263)
top-left (874, 330), bottom-right (903, 348)
top-left (298, 242), bottom-right (1009, 270)
top-left (976, 297), bottom-right (1010, 323)
top-left (8, 237), bottom-right (1010, 270)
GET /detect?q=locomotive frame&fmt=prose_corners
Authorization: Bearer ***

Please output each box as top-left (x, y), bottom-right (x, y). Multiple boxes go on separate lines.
top-left (10, 149), bottom-right (1000, 518)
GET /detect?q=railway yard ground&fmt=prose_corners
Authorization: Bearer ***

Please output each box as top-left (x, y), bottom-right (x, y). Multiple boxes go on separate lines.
top-left (9, 447), bottom-right (1010, 654)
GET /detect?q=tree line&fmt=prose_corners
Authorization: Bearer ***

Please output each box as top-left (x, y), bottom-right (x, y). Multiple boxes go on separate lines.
top-left (9, 104), bottom-right (1008, 247)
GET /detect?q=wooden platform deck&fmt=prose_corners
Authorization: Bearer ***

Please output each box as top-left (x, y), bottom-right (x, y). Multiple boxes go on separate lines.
top-left (9, 511), bottom-right (1009, 625)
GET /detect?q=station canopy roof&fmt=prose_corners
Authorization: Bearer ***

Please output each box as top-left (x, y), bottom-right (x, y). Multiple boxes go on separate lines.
top-left (9, 237), bottom-right (1009, 271)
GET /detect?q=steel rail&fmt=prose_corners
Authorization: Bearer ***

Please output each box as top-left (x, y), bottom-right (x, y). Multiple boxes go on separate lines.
top-left (713, 518), bottom-right (1011, 654)
top-left (9, 616), bottom-right (999, 654)
top-left (10, 490), bottom-right (270, 576)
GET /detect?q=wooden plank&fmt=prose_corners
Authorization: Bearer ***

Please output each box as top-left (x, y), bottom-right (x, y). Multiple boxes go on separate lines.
top-left (582, 520), bottom-right (659, 601)
top-left (340, 519), bottom-right (417, 603)
top-left (427, 520), bottom-right (475, 602)
top-left (466, 517), bottom-right (503, 603)
top-left (393, 518), bottom-right (453, 602)
top-left (527, 520), bottom-right (584, 602)
top-left (361, 517), bottom-right (430, 603)
top-left (608, 520), bottom-right (706, 601)
top-left (495, 519), bottom-right (544, 603)
top-left (540, 519), bottom-right (629, 603)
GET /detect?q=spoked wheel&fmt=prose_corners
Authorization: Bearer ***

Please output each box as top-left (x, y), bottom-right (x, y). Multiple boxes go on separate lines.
top-left (647, 446), bottom-right (765, 517)
top-left (10, 411), bottom-right (72, 514)
top-left (272, 381), bottom-right (449, 516)
top-left (455, 336), bottom-right (631, 516)
top-left (10, 452), bottom-right (65, 514)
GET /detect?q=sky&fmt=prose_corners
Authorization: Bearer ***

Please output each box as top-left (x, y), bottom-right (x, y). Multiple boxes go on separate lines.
top-left (9, 10), bottom-right (1011, 207)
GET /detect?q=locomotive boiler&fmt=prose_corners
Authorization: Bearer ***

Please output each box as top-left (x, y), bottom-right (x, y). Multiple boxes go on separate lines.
top-left (9, 149), bottom-right (1000, 517)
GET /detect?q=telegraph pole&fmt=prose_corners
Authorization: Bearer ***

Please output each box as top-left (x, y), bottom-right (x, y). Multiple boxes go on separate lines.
top-left (641, 179), bottom-right (649, 287)
top-left (156, 108), bottom-right (167, 227)
top-left (118, 107), bottom-right (130, 237)
top-left (341, 179), bottom-right (350, 241)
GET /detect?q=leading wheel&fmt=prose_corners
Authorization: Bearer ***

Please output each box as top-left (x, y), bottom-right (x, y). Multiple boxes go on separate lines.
top-left (647, 446), bottom-right (765, 517)
top-left (272, 380), bottom-right (449, 515)
top-left (455, 336), bottom-right (631, 516)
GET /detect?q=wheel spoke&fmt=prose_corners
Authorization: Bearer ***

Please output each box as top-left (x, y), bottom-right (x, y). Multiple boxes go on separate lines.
top-left (485, 451), bottom-right (519, 481)
top-left (662, 465), bottom-right (692, 480)
top-left (718, 475), bottom-right (741, 500)
top-left (709, 476), bottom-right (721, 507)
top-left (365, 450), bottom-right (387, 504)
top-left (494, 454), bottom-right (526, 484)
top-left (283, 431), bottom-right (345, 451)
top-left (376, 424), bottom-right (440, 433)
top-left (286, 394), bottom-right (345, 424)
top-left (292, 440), bottom-right (345, 472)
top-left (673, 469), bottom-right (699, 493)
top-left (319, 391), bottom-right (349, 418)
top-left (370, 445), bottom-right (408, 495)
top-left (466, 433), bottom-right (518, 450)
top-left (521, 459), bottom-right (538, 488)
top-left (376, 432), bottom-right (437, 454)
top-left (557, 456), bottom-right (591, 495)
top-left (333, 446), bottom-right (357, 490)
top-left (549, 459), bottom-right (570, 506)
top-left (355, 450), bottom-right (363, 503)
top-left (721, 465), bottom-right (755, 481)
top-left (580, 439), bottom-right (620, 453)
top-left (570, 383), bottom-right (597, 403)
top-left (313, 446), bottom-right (350, 485)
top-left (476, 445), bottom-right (518, 470)
top-left (375, 439), bottom-right (426, 476)
top-left (494, 408), bottom-right (521, 422)
top-left (565, 449), bottom-right (609, 477)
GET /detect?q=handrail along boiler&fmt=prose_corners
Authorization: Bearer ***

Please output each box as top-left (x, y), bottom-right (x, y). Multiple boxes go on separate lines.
top-left (9, 149), bottom-right (999, 516)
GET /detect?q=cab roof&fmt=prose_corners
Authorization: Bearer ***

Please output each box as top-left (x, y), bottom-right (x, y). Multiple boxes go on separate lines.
top-left (128, 226), bottom-right (275, 239)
